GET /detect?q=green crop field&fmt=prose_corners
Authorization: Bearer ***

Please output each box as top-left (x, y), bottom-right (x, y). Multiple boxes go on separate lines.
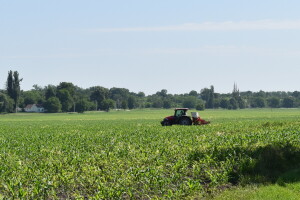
top-left (0, 109), bottom-right (300, 199)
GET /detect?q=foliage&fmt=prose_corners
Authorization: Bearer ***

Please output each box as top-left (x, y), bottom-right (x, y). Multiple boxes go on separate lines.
top-left (220, 98), bottom-right (229, 109)
top-left (45, 85), bottom-right (56, 100)
top-left (2, 71), bottom-right (300, 113)
top-left (6, 70), bottom-right (22, 112)
top-left (127, 96), bottom-right (136, 109)
top-left (6, 70), bottom-right (13, 99)
top-left (282, 97), bottom-right (294, 108)
top-left (201, 86), bottom-right (215, 109)
top-left (196, 102), bottom-right (205, 111)
top-left (189, 90), bottom-right (198, 96)
top-left (90, 86), bottom-right (109, 110)
top-left (208, 85), bottom-right (215, 108)
top-left (109, 87), bottom-right (129, 103)
top-left (22, 90), bottom-right (44, 106)
top-left (267, 97), bottom-right (280, 108)
top-left (57, 82), bottom-right (75, 97)
top-left (228, 97), bottom-right (238, 109)
top-left (183, 96), bottom-right (197, 108)
top-left (57, 89), bottom-right (73, 112)
top-left (163, 100), bottom-right (172, 109)
top-left (76, 99), bottom-right (89, 113)
top-left (100, 99), bottom-right (115, 111)
top-left (44, 97), bottom-right (62, 113)
top-left (237, 97), bottom-right (246, 109)
top-left (0, 92), bottom-right (14, 113)
top-left (251, 97), bottom-right (266, 108)
top-left (121, 100), bottom-right (127, 110)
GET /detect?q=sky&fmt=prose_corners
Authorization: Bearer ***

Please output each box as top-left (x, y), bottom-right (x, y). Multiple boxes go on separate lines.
top-left (1, 0), bottom-right (300, 95)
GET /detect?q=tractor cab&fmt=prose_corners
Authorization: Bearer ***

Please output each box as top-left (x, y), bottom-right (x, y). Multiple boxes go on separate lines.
top-left (174, 108), bottom-right (188, 117)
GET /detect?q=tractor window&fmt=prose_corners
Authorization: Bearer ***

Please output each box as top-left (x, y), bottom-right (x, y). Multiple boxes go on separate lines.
top-left (175, 110), bottom-right (185, 117)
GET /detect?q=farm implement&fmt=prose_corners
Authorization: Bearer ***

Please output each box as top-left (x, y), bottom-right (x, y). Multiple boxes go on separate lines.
top-left (161, 108), bottom-right (210, 126)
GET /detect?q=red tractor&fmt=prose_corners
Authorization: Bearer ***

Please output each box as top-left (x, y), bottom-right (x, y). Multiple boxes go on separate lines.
top-left (161, 108), bottom-right (210, 126)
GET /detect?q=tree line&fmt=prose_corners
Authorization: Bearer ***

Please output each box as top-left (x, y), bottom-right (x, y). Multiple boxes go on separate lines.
top-left (0, 71), bottom-right (300, 113)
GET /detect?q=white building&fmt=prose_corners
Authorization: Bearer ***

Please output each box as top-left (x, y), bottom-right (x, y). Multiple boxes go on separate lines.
top-left (24, 104), bottom-right (45, 113)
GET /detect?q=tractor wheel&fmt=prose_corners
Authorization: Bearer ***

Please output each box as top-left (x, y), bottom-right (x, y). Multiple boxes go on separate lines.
top-left (161, 119), bottom-right (171, 126)
top-left (179, 117), bottom-right (192, 125)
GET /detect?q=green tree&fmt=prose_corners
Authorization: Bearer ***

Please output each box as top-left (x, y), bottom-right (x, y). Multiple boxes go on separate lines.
top-left (200, 88), bottom-right (210, 102)
top-left (121, 100), bottom-right (127, 110)
top-left (292, 91), bottom-right (300, 98)
top-left (23, 93), bottom-right (36, 105)
top-left (183, 96), bottom-right (197, 108)
top-left (267, 97), bottom-right (280, 108)
top-left (220, 98), bottom-right (229, 109)
top-left (229, 98), bottom-right (238, 110)
top-left (6, 71), bottom-right (22, 112)
top-left (150, 96), bottom-right (163, 108)
top-left (45, 85), bottom-right (56, 100)
top-left (137, 92), bottom-right (145, 98)
top-left (282, 97), bottom-right (294, 108)
top-left (237, 97), bottom-right (246, 109)
top-left (207, 86), bottom-right (214, 109)
top-left (200, 86), bottom-right (214, 109)
top-left (57, 82), bottom-right (76, 111)
top-left (57, 82), bottom-right (75, 97)
top-left (6, 71), bottom-right (13, 98)
top-left (152, 100), bottom-right (162, 108)
top-left (213, 99), bottom-right (220, 108)
top-left (251, 97), bottom-right (266, 108)
top-left (44, 97), bottom-right (62, 113)
top-left (0, 93), bottom-right (14, 113)
top-left (109, 88), bottom-right (129, 105)
top-left (254, 90), bottom-right (266, 98)
top-left (100, 99), bottom-right (115, 112)
top-left (76, 99), bottom-right (89, 113)
top-left (128, 96), bottom-right (136, 109)
top-left (90, 86), bottom-right (109, 110)
top-left (196, 102), bottom-right (205, 111)
top-left (189, 90), bottom-right (198, 96)
top-left (163, 100), bottom-right (172, 109)
top-left (22, 91), bottom-right (44, 106)
top-left (156, 89), bottom-right (168, 98)
top-left (57, 89), bottom-right (73, 112)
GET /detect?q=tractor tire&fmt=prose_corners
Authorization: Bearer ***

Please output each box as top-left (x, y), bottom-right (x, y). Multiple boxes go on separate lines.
top-left (161, 119), bottom-right (171, 126)
top-left (179, 117), bottom-right (192, 125)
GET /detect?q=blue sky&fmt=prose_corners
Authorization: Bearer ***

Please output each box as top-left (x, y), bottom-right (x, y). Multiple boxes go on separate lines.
top-left (1, 1), bottom-right (300, 94)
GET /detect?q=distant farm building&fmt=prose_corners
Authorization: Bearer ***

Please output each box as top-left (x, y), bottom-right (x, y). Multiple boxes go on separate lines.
top-left (24, 104), bottom-right (45, 113)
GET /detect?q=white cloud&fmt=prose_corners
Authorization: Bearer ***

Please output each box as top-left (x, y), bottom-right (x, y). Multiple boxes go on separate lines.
top-left (89, 20), bottom-right (300, 32)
